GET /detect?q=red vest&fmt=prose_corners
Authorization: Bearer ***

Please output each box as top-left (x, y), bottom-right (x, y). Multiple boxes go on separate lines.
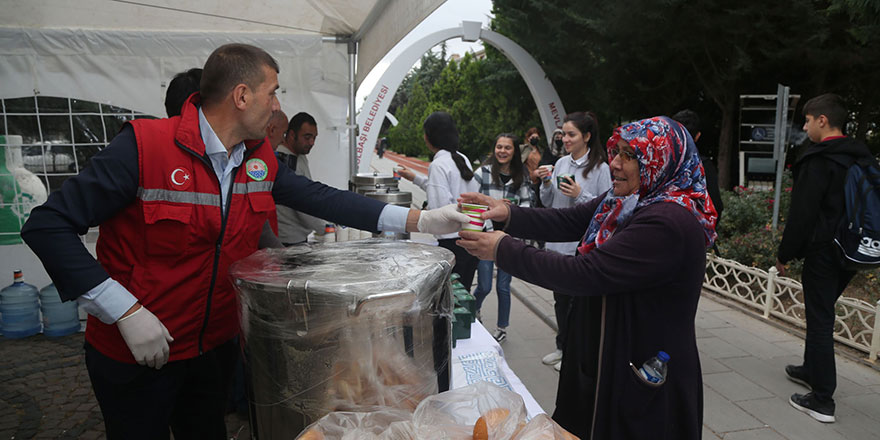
top-left (89, 94), bottom-right (277, 363)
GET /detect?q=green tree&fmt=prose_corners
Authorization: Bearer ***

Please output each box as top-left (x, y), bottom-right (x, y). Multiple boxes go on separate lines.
top-left (491, 0), bottom-right (880, 186)
top-left (387, 82), bottom-right (430, 156)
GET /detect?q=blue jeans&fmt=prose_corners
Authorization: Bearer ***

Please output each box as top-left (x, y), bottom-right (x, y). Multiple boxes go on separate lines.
top-left (473, 260), bottom-right (511, 328)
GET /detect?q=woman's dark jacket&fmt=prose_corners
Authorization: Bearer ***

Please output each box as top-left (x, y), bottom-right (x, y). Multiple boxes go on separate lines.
top-left (496, 198), bottom-right (707, 440)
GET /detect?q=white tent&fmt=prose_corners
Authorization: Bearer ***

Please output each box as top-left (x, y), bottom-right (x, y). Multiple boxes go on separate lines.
top-left (0, 0), bottom-right (445, 189)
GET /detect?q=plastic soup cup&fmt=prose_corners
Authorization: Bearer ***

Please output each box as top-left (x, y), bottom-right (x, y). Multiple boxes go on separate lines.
top-left (539, 164), bottom-right (554, 181)
top-left (460, 203), bottom-right (488, 232)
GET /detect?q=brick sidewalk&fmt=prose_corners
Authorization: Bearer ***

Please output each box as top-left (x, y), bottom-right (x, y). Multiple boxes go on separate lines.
top-left (0, 332), bottom-right (251, 439)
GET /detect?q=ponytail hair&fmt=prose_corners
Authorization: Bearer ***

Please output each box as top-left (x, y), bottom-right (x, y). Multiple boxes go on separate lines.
top-left (563, 111), bottom-right (606, 179)
top-left (424, 111), bottom-right (474, 181)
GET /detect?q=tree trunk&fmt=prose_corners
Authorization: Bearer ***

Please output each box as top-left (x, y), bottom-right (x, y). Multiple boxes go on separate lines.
top-left (716, 95), bottom-right (738, 190)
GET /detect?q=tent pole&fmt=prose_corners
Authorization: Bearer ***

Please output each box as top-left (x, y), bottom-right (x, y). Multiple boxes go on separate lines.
top-left (348, 39), bottom-right (358, 180)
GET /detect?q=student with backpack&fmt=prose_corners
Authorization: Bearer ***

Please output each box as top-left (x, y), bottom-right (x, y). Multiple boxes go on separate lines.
top-left (775, 93), bottom-right (875, 424)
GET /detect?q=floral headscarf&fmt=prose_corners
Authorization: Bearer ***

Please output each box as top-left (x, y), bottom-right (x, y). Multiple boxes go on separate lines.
top-left (577, 116), bottom-right (717, 255)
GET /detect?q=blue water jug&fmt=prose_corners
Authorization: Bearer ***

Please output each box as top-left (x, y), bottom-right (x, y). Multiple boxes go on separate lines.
top-left (0, 270), bottom-right (42, 338)
top-left (40, 283), bottom-right (80, 337)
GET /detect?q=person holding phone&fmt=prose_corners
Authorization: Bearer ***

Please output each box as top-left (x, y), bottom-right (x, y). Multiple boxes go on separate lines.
top-left (535, 111), bottom-right (611, 371)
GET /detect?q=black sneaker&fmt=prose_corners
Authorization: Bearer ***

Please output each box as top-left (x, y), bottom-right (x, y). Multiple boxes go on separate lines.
top-left (785, 364), bottom-right (811, 390)
top-left (492, 328), bottom-right (507, 343)
top-left (789, 393), bottom-right (835, 423)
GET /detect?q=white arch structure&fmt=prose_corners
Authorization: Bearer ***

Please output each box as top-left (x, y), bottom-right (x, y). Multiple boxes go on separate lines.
top-left (354, 21), bottom-right (566, 173)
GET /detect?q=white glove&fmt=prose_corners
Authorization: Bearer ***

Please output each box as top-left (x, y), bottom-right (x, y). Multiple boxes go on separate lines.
top-left (417, 204), bottom-right (473, 235)
top-left (116, 305), bottom-right (174, 369)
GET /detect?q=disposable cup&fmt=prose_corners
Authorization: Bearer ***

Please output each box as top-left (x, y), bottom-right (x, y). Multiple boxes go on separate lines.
top-left (460, 203), bottom-right (488, 232)
top-left (539, 164), bottom-right (554, 181)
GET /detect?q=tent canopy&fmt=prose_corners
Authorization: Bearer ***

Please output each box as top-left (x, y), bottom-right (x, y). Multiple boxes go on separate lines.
top-left (0, 0), bottom-right (445, 188)
top-left (0, 0), bottom-right (444, 85)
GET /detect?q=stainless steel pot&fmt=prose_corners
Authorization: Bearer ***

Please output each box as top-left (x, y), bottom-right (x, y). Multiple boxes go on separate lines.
top-left (230, 240), bottom-right (454, 438)
top-left (349, 172), bottom-right (398, 195)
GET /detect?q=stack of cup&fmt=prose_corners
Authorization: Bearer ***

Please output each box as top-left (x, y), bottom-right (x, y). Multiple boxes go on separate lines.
top-left (460, 203), bottom-right (488, 232)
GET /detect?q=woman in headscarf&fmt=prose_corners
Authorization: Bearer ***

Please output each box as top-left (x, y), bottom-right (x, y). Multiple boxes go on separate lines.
top-left (457, 116), bottom-right (717, 439)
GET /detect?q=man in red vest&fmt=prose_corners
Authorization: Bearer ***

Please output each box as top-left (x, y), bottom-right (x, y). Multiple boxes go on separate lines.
top-left (22, 43), bottom-right (469, 439)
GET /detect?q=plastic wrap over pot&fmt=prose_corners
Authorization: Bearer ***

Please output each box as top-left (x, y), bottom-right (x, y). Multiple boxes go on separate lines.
top-left (230, 239), bottom-right (455, 438)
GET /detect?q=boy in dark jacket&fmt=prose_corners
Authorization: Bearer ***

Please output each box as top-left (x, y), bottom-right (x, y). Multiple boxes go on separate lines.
top-left (776, 93), bottom-right (873, 423)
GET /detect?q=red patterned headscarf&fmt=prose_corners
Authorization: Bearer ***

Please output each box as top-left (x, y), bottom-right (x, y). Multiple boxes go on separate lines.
top-left (577, 116), bottom-right (717, 255)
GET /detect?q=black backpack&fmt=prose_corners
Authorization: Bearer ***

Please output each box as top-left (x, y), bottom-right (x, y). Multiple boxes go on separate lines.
top-left (834, 155), bottom-right (880, 270)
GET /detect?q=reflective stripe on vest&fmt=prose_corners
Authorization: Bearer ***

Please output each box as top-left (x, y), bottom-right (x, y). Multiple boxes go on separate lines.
top-left (138, 188), bottom-right (220, 206)
top-left (137, 181), bottom-right (274, 206)
top-left (233, 181), bottom-right (274, 193)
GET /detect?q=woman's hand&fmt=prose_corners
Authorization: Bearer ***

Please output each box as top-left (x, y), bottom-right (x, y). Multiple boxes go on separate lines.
top-left (396, 166), bottom-right (415, 181)
top-left (560, 177), bottom-right (582, 199)
top-left (457, 230), bottom-right (507, 261)
top-left (458, 192), bottom-right (510, 222)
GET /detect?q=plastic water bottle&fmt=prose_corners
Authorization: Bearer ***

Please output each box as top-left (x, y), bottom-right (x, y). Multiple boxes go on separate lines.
top-left (39, 283), bottom-right (81, 337)
top-left (639, 351), bottom-right (670, 383)
top-left (0, 270), bottom-right (42, 338)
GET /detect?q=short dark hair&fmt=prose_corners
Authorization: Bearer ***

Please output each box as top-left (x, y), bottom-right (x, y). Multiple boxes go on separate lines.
top-left (671, 109), bottom-right (701, 137)
top-left (287, 112), bottom-right (317, 134)
top-left (200, 44), bottom-right (279, 106)
top-left (165, 68), bottom-right (202, 117)
top-left (802, 93), bottom-right (848, 130)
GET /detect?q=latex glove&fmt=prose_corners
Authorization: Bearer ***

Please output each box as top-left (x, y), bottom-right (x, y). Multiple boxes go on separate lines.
top-left (116, 305), bottom-right (174, 369)
top-left (457, 230), bottom-right (507, 261)
top-left (417, 204), bottom-right (472, 235)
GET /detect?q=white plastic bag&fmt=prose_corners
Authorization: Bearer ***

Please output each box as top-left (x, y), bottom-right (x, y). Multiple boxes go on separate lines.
top-left (295, 409), bottom-right (415, 440)
top-left (412, 381), bottom-right (526, 440)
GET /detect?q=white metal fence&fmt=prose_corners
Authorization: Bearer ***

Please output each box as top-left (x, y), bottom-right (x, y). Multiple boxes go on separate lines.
top-left (703, 253), bottom-right (880, 362)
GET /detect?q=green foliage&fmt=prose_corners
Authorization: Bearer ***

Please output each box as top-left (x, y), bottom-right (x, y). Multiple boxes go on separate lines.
top-left (718, 229), bottom-right (781, 270)
top-left (490, 0), bottom-right (880, 189)
top-left (387, 83), bottom-right (430, 157)
top-left (386, 51), bottom-right (540, 163)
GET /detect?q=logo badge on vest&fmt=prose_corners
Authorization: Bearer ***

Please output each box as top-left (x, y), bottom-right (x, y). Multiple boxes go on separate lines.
top-left (246, 158), bottom-right (268, 181)
top-left (170, 167), bottom-right (192, 190)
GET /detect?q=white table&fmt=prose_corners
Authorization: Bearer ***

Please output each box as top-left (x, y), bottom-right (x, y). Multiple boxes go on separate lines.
top-left (450, 320), bottom-right (545, 418)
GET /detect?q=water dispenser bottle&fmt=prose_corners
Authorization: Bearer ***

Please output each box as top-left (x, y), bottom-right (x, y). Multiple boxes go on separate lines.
top-left (40, 283), bottom-right (81, 337)
top-left (0, 270), bottom-right (42, 338)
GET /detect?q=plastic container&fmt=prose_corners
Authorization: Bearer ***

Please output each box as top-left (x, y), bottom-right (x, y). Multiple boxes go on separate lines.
top-left (323, 224), bottom-right (336, 243)
top-left (335, 225), bottom-right (349, 242)
top-left (639, 351), bottom-right (670, 384)
top-left (454, 291), bottom-right (476, 315)
top-left (39, 284), bottom-right (80, 337)
top-left (452, 308), bottom-right (472, 341)
top-left (0, 270), bottom-right (42, 338)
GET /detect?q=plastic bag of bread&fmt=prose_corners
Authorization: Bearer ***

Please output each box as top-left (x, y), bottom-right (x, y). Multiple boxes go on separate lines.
top-left (412, 381), bottom-right (526, 440)
top-left (295, 408), bottom-right (416, 440)
top-left (510, 414), bottom-right (579, 440)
